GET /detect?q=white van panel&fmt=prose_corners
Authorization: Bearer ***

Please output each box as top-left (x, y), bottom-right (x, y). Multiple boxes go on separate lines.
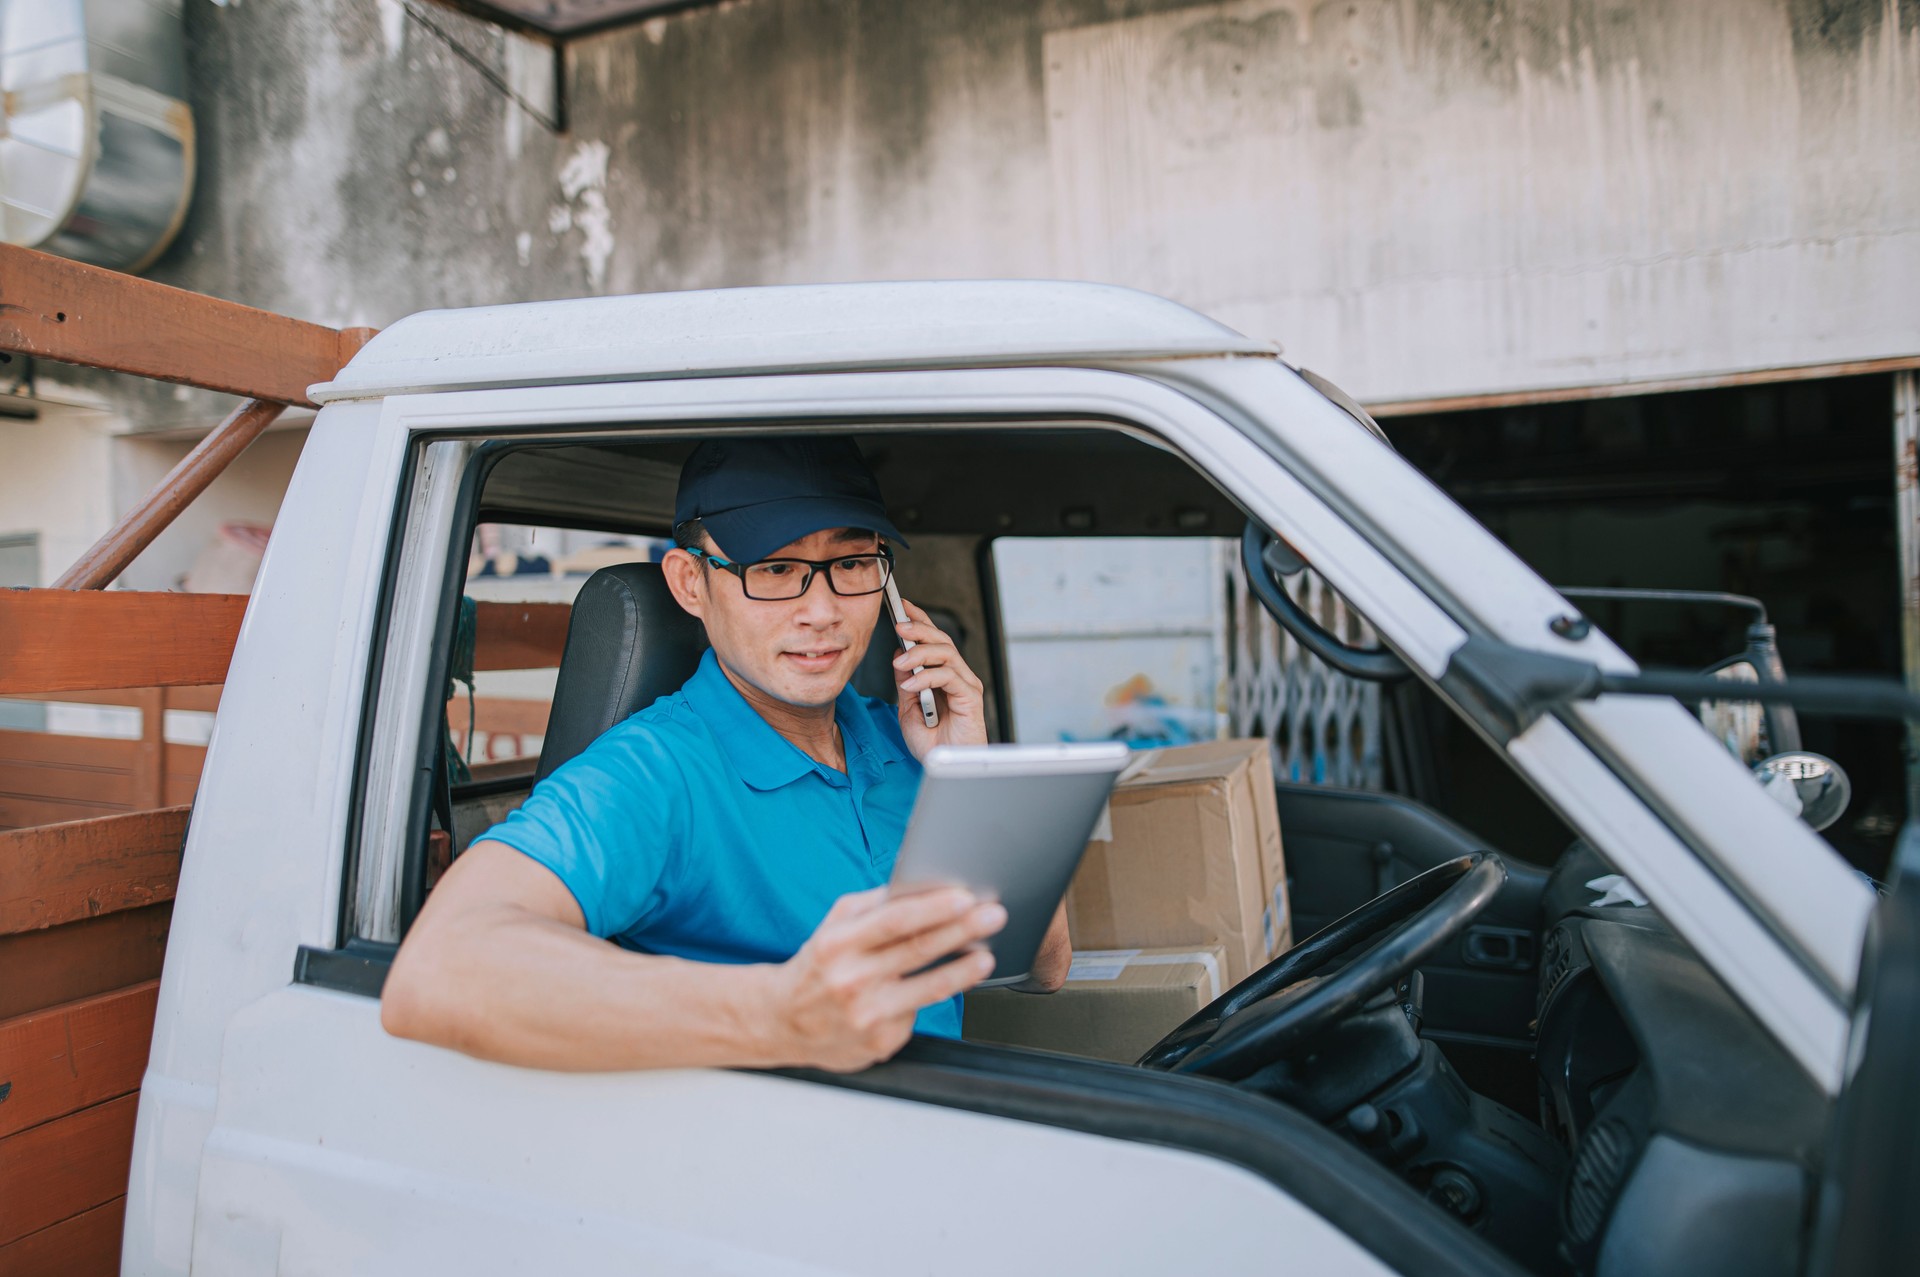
top-left (124, 400), bottom-right (404, 1276)
top-left (192, 987), bottom-right (1391, 1276)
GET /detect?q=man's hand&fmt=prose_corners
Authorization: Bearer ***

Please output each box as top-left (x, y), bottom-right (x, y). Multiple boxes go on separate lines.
top-left (767, 885), bottom-right (1005, 1071)
top-left (891, 599), bottom-right (989, 759)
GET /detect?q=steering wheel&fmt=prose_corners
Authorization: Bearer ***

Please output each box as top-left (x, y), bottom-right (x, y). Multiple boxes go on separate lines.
top-left (1137, 854), bottom-right (1507, 1081)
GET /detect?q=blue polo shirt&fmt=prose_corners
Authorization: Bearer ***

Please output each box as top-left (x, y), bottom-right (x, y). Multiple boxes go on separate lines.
top-left (480, 649), bottom-right (957, 1037)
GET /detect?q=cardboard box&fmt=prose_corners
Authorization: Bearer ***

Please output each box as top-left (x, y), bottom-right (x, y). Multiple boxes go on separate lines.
top-left (964, 946), bottom-right (1227, 1063)
top-left (1064, 738), bottom-right (1288, 988)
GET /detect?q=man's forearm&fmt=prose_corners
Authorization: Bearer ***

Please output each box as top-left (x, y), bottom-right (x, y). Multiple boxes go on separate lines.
top-left (385, 841), bottom-right (1004, 1073)
top-left (383, 903), bottom-right (788, 1071)
top-left (1006, 903), bottom-right (1071, 993)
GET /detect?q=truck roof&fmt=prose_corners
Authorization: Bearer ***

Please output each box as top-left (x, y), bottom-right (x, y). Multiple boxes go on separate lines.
top-left (308, 280), bottom-right (1275, 403)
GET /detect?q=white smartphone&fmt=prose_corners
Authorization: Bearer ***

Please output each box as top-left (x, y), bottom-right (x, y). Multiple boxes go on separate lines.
top-left (883, 576), bottom-right (940, 729)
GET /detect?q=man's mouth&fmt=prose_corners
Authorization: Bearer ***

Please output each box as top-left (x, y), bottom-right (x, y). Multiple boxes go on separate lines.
top-left (781, 646), bottom-right (846, 672)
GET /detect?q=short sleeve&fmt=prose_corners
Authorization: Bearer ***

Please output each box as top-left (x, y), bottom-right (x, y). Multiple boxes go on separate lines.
top-left (477, 721), bottom-right (688, 937)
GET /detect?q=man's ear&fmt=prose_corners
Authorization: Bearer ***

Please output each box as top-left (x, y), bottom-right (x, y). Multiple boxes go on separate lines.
top-left (661, 547), bottom-right (707, 620)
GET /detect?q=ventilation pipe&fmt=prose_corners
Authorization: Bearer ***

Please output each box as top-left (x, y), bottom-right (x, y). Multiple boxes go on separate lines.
top-left (0, 0), bottom-right (193, 273)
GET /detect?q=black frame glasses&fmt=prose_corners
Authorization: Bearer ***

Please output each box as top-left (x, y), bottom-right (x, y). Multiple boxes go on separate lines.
top-left (686, 546), bottom-right (895, 600)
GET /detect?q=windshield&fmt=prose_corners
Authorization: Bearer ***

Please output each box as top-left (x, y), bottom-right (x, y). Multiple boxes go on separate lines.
top-left (1176, 356), bottom-right (1872, 1088)
top-left (1385, 381), bottom-right (1904, 884)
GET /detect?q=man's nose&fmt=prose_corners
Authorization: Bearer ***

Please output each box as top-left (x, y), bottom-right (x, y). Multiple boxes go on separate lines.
top-left (789, 570), bottom-right (846, 625)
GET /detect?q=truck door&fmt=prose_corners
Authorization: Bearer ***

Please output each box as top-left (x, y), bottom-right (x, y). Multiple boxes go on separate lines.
top-left (1806, 831), bottom-right (1920, 1274)
top-left (159, 395), bottom-right (1421, 1277)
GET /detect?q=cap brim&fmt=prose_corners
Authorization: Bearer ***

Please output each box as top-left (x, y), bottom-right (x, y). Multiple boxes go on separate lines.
top-left (700, 495), bottom-right (908, 564)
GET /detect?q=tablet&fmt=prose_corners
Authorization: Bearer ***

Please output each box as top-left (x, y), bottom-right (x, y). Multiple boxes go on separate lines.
top-left (889, 741), bottom-right (1131, 987)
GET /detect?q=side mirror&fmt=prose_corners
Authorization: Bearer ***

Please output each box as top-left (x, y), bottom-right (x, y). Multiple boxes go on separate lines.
top-left (1698, 659), bottom-right (1768, 764)
top-left (1698, 644), bottom-right (1804, 765)
top-left (1752, 751), bottom-right (1852, 832)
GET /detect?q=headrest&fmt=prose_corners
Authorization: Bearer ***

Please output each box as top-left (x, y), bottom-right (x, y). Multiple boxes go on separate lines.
top-left (536, 562), bottom-right (707, 780)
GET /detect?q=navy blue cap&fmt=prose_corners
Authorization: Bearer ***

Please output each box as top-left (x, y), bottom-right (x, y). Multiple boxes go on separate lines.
top-left (673, 436), bottom-right (906, 564)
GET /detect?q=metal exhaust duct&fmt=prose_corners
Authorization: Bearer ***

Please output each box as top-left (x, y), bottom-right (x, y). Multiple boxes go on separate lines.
top-left (0, 0), bottom-right (193, 273)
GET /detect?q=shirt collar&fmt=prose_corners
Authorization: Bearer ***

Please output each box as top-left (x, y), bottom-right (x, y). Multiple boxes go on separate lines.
top-left (835, 679), bottom-right (911, 774)
top-left (681, 649), bottom-right (905, 791)
top-left (681, 650), bottom-right (813, 791)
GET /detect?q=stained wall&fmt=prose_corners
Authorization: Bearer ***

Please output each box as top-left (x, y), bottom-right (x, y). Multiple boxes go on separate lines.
top-left (149, 0), bottom-right (1920, 405)
top-left (26, 0), bottom-right (1920, 583)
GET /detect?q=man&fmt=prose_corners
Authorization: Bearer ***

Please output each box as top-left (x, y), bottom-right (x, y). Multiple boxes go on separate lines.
top-left (383, 436), bottom-right (1070, 1072)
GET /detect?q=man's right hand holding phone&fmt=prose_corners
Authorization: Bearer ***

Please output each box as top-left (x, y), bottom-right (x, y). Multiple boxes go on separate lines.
top-left (888, 598), bottom-right (989, 759)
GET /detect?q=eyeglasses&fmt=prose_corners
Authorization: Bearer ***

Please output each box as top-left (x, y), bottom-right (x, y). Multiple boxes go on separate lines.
top-left (686, 546), bottom-right (894, 600)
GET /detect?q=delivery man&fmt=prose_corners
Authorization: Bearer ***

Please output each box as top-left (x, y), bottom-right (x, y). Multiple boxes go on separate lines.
top-left (383, 436), bottom-right (1069, 1071)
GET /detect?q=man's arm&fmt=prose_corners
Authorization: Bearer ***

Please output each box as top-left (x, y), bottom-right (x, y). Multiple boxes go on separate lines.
top-left (382, 839), bottom-right (1004, 1072)
top-left (1004, 903), bottom-right (1071, 993)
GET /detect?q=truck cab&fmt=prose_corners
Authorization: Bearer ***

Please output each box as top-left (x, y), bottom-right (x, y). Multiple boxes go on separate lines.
top-left (123, 281), bottom-right (1912, 1275)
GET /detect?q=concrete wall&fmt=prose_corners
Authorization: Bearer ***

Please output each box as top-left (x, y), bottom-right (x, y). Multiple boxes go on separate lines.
top-left (0, 404), bottom-right (117, 584)
top-left (141, 0), bottom-right (1918, 408)
top-left (109, 426), bottom-right (310, 590)
top-left (0, 409), bottom-right (306, 590)
top-left (18, 0), bottom-right (1919, 581)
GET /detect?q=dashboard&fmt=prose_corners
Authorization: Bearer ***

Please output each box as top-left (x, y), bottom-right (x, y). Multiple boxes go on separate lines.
top-left (1532, 848), bottom-right (1828, 1277)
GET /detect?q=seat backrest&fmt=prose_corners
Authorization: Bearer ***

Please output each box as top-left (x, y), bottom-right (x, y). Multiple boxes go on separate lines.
top-left (849, 603), bottom-right (968, 704)
top-left (536, 562), bottom-right (707, 780)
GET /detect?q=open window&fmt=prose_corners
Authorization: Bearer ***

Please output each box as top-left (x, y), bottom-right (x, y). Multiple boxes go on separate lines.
top-left (453, 522), bottom-right (663, 776)
top-left (350, 417), bottom-right (1573, 1011)
top-left (342, 425), bottom-right (1252, 941)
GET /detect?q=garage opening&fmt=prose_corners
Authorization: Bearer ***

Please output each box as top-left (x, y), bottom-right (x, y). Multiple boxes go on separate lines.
top-left (1383, 373), bottom-right (1906, 881)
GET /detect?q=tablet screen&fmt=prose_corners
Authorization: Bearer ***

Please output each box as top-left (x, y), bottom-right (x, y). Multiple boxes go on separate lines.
top-left (889, 742), bottom-right (1130, 985)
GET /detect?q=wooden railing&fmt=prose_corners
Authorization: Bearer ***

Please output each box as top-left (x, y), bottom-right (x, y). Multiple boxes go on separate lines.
top-left (447, 602), bottom-right (574, 768)
top-left (0, 589), bottom-right (238, 1270)
top-left (0, 687), bottom-right (219, 829)
top-left (0, 243), bottom-right (383, 1276)
top-left (0, 585), bottom-right (573, 1271)
top-left (0, 237), bottom-right (579, 1269)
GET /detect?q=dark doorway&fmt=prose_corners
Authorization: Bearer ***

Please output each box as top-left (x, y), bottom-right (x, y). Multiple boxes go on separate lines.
top-left (1384, 374), bottom-right (1904, 879)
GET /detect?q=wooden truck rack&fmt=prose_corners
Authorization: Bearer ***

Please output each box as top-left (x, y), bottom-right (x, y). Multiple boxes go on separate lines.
top-left (0, 244), bottom-right (371, 1274)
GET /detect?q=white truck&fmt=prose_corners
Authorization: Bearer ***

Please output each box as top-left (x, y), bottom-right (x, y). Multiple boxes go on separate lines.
top-left (117, 282), bottom-right (1915, 1276)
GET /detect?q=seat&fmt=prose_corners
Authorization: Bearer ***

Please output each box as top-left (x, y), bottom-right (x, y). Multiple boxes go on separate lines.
top-left (849, 604), bottom-right (968, 704)
top-left (536, 562), bottom-right (708, 780)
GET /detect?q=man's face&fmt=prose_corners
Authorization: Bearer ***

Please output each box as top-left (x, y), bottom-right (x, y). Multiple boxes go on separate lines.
top-left (665, 526), bottom-right (885, 710)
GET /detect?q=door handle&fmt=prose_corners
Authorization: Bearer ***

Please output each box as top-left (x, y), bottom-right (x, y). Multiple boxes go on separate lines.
top-left (1462, 926), bottom-right (1535, 971)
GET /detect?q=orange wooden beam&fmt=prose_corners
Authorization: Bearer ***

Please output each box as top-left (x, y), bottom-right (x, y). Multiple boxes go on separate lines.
top-left (0, 244), bottom-right (371, 409)
top-left (0, 591), bottom-right (245, 694)
top-left (0, 1093), bottom-right (137, 1249)
top-left (472, 601), bottom-right (572, 671)
top-left (0, 591), bottom-right (247, 691)
top-left (0, 1195), bottom-right (125, 1277)
top-left (0, 982), bottom-right (158, 1140)
top-left (0, 906), bottom-right (171, 1023)
top-left (0, 808), bottom-right (188, 935)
